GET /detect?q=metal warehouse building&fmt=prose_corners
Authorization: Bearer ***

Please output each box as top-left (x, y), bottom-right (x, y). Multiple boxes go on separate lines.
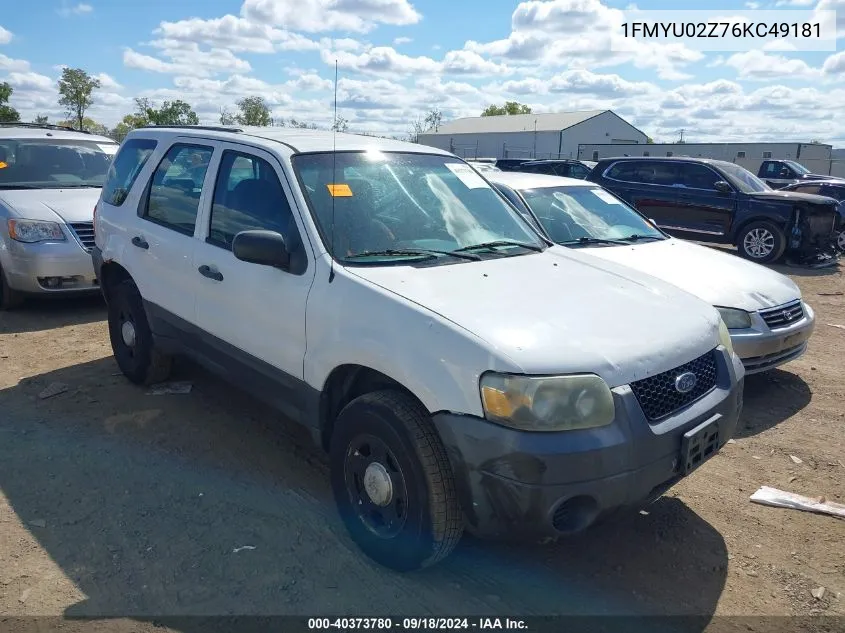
top-left (577, 142), bottom-right (843, 177)
top-left (417, 110), bottom-right (648, 160)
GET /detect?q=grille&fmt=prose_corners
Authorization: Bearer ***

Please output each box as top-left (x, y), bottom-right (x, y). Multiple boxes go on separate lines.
top-left (629, 350), bottom-right (718, 421)
top-left (759, 300), bottom-right (804, 330)
top-left (69, 222), bottom-right (95, 251)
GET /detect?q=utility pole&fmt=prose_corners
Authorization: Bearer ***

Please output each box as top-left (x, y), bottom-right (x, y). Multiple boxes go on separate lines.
top-left (678, 129), bottom-right (685, 144)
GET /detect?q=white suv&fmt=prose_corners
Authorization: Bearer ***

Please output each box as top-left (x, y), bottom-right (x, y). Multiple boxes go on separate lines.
top-left (93, 125), bottom-right (745, 570)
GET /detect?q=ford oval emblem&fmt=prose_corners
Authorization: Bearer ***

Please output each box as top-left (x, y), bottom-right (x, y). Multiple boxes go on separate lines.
top-left (674, 372), bottom-right (698, 394)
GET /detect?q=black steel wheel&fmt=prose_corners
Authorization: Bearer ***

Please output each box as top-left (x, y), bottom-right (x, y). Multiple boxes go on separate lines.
top-left (330, 390), bottom-right (463, 571)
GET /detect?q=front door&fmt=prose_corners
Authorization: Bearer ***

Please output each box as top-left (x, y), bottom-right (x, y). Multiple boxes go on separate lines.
top-left (669, 162), bottom-right (737, 240)
top-left (191, 143), bottom-right (316, 421)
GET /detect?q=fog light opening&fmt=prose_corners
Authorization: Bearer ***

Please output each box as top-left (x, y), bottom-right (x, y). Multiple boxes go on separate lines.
top-left (551, 495), bottom-right (600, 534)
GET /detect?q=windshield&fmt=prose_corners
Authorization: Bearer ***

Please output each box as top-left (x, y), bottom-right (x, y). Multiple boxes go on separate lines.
top-left (293, 151), bottom-right (545, 263)
top-left (718, 162), bottom-right (771, 194)
top-left (0, 138), bottom-right (117, 189)
top-left (784, 160), bottom-right (811, 175)
top-left (518, 185), bottom-right (665, 244)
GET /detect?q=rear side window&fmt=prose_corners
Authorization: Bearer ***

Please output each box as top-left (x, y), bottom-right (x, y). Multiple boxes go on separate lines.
top-left (207, 150), bottom-right (297, 250)
top-left (102, 138), bottom-right (157, 206)
top-left (607, 161), bottom-right (677, 186)
top-left (142, 143), bottom-right (213, 236)
top-left (569, 164), bottom-right (590, 179)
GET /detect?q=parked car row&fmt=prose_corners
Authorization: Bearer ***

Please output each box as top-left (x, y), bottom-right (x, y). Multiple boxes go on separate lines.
top-left (0, 123), bottom-right (817, 573)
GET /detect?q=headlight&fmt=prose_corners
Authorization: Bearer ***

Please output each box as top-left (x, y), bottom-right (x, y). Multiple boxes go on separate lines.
top-left (8, 219), bottom-right (66, 243)
top-left (716, 306), bottom-right (752, 330)
top-left (480, 372), bottom-right (615, 432)
top-left (718, 319), bottom-right (735, 356)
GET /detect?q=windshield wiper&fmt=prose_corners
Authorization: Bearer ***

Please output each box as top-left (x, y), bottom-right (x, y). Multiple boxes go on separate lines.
top-left (560, 237), bottom-right (628, 246)
top-left (0, 184), bottom-right (42, 189)
top-left (620, 234), bottom-right (663, 242)
top-left (454, 240), bottom-right (543, 253)
top-left (345, 248), bottom-right (480, 262)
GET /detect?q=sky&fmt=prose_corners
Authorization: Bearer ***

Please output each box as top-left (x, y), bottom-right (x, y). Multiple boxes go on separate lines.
top-left (1, 0), bottom-right (845, 145)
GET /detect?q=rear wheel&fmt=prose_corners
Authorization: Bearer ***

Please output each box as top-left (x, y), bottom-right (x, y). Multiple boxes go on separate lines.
top-left (835, 229), bottom-right (845, 253)
top-left (736, 221), bottom-right (786, 264)
top-left (107, 279), bottom-right (172, 385)
top-left (0, 264), bottom-right (24, 310)
top-left (330, 390), bottom-right (463, 571)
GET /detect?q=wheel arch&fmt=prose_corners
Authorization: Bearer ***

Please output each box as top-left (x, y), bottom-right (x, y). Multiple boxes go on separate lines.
top-left (730, 214), bottom-right (790, 245)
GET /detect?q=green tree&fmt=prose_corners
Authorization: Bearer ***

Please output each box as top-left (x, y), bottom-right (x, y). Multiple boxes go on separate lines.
top-left (646, 136), bottom-right (654, 144)
top-left (331, 115), bottom-right (348, 132)
top-left (58, 117), bottom-right (109, 135)
top-left (0, 82), bottom-right (21, 123)
top-left (140, 98), bottom-right (199, 126)
top-left (481, 101), bottom-right (532, 117)
top-left (424, 107), bottom-right (442, 132)
top-left (235, 96), bottom-right (272, 126)
top-left (57, 68), bottom-right (100, 130)
top-left (219, 106), bottom-right (236, 125)
top-left (34, 114), bottom-right (49, 124)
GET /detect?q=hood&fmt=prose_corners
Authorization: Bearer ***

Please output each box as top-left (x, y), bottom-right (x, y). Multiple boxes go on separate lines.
top-left (572, 238), bottom-right (800, 313)
top-left (802, 173), bottom-right (845, 182)
top-left (0, 188), bottom-right (101, 223)
top-left (345, 248), bottom-right (721, 387)
top-left (747, 189), bottom-right (838, 207)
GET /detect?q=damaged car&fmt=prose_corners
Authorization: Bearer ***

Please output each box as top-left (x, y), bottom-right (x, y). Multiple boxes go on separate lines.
top-left (489, 171), bottom-right (817, 375)
top-left (587, 157), bottom-right (840, 266)
top-left (94, 127), bottom-right (744, 570)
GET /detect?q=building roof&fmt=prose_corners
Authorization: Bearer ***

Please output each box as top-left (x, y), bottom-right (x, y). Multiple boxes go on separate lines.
top-left (424, 110), bottom-right (608, 135)
top-left (125, 125), bottom-right (452, 155)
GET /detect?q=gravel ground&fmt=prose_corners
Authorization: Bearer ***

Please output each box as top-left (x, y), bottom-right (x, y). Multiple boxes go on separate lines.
top-left (0, 260), bottom-right (843, 633)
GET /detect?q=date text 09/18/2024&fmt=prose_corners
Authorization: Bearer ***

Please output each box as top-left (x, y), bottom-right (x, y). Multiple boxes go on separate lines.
top-left (307, 618), bottom-right (528, 630)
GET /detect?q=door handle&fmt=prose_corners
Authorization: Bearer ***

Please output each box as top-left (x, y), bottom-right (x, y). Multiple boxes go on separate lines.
top-left (131, 236), bottom-right (149, 250)
top-left (198, 265), bottom-right (223, 282)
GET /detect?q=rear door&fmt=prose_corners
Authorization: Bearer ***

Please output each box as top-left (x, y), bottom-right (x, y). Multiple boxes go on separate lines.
top-left (600, 160), bottom-right (680, 226)
top-left (670, 162), bottom-right (737, 240)
top-left (118, 139), bottom-right (217, 324)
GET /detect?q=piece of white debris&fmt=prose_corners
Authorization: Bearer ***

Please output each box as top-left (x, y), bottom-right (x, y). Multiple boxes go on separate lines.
top-left (18, 589), bottom-right (31, 603)
top-left (812, 587), bottom-right (827, 600)
top-left (750, 486), bottom-right (845, 520)
top-left (827, 323), bottom-right (845, 330)
top-left (29, 519), bottom-right (46, 528)
top-left (146, 381), bottom-right (193, 396)
top-left (232, 545), bottom-right (256, 553)
top-left (727, 439), bottom-right (737, 444)
top-left (789, 476), bottom-right (798, 483)
top-left (790, 455), bottom-right (803, 465)
top-left (38, 382), bottom-right (68, 399)
top-left (639, 510), bottom-right (649, 515)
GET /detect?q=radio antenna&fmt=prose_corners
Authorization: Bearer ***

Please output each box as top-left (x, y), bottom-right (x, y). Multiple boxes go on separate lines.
top-left (328, 60), bottom-right (338, 283)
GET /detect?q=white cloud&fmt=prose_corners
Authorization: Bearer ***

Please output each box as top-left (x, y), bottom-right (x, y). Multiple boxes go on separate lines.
top-left (123, 45), bottom-right (251, 77)
top-left (814, 0), bottom-right (845, 38)
top-left (774, 0), bottom-right (814, 5)
top-left (723, 50), bottom-right (821, 80)
top-left (319, 37), bottom-right (366, 52)
top-left (326, 46), bottom-right (440, 75)
top-left (441, 50), bottom-right (511, 75)
top-left (394, 36), bottom-right (412, 45)
top-left (94, 72), bottom-right (122, 90)
top-left (0, 53), bottom-right (29, 72)
top-left (287, 73), bottom-right (334, 91)
top-left (744, 1), bottom-right (760, 7)
top-left (499, 69), bottom-right (654, 98)
top-left (240, 0), bottom-right (421, 33)
top-left (822, 50), bottom-right (845, 74)
top-left (153, 15), bottom-right (319, 53)
top-left (58, 2), bottom-right (93, 16)
top-left (0, 25), bottom-right (12, 44)
top-left (6, 71), bottom-right (54, 91)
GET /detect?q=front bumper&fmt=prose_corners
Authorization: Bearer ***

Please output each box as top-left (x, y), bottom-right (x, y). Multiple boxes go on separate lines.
top-left (431, 347), bottom-right (744, 540)
top-left (2, 237), bottom-right (98, 295)
top-left (730, 303), bottom-right (815, 374)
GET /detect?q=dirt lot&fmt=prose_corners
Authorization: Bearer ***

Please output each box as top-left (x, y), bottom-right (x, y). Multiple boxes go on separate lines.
top-left (1, 261), bottom-right (843, 632)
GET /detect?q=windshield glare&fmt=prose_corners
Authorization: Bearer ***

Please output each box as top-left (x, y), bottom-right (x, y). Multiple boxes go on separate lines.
top-left (718, 162), bottom-right (770, 193)
top-left (293, 152), bottom-right (544, 262)
top-left (518, 186), bottom-right (664, 243)
top-left (785, 160), bottom-right (810, 175)
top-left (0, 138), bottom-right (116, 188)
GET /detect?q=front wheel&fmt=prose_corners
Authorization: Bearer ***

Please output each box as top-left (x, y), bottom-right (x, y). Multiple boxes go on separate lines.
top-left (330, 390), bottom-right (463, 571)
top-left (835, 229), bottom-right (845, 253)
top-left (736, 221), bottom-right (786, 264)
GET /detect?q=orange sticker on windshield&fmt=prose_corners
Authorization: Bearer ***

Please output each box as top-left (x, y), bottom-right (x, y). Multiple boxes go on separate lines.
top-left (326, 183), bottom-right (352, 197)
top-left (0, 161), bottom-right (7, 169)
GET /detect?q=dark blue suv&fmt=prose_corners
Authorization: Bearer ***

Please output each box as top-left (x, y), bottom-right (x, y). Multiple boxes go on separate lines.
top-left (587, 157), bottom-right (840, 263)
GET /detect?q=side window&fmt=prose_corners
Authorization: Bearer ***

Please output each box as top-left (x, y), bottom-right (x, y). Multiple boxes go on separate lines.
top-left (569, 164), bottom-right (590, 179)
top-left (762, 152), bottom-right (773, 159)
top-left (102, 138), bottom-right (157, 206)
top-left (763, 162), bottom-right (777, 175)
top-left (634, 161), bottom-right (678, 186)
top-left (736, 151), bottom-right (746, 159)
top-left (605, 162), bottom-right (640, 182)
top-left (822, 185), bottom-right (845, 201)
top-left (680, 163), bottom-right (720, 190)
top-left (208, 150), bottom-right (298, 252)
top-left (143, 143), bottom-right (213, 235)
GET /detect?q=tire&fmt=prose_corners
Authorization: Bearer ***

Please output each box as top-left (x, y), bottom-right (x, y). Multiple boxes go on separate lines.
top-left (0, 264), bottom-right (25, 310)
top-left (107, 279), bottom-right (172, 385)
top-left (736, 221), bottom-right (786, 264)
top-left (330, 390), bottom-right (463, 571)
top-left (835, 230), bottom-right (845, 254)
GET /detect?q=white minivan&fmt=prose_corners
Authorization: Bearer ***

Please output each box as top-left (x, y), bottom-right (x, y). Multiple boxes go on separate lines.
top-left (93, 126), bottom-right (745, 570)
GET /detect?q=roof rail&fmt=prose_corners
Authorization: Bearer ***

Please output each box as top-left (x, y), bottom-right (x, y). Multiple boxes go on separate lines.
top-left (0, 121), bottom-right (87, 133)
top-left (137, 124), bottom-right (244, 133)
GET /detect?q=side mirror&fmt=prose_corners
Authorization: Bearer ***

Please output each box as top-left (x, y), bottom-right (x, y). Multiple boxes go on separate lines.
top-left (714, 181), bottom-right (732, 194)
top-left (232, 230), bottom-right (290, 269)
